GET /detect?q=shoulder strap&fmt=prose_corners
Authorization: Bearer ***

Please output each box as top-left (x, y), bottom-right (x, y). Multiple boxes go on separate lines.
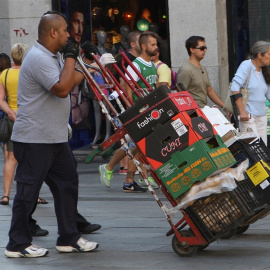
top-left (244, 65), bottom-right (252, 90)
top-left (156, 61), bottom-right (164, 69)
top-left (4, 68), bottom-right (9, 89)
top-left (4, 68), bottom-right (9, 102)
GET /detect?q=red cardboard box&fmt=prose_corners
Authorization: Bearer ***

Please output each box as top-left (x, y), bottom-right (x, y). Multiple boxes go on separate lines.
top-left (137, 113), bottom-right (199, 170)
top-left (168, 91), bottom-right (199, 112)
top-left (181, 108), bottom-right (217, 140)
top-left (118, 85), bottom-right (179, 142)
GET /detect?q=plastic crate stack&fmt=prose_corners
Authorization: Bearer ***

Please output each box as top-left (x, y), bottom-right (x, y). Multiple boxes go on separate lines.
top-left (229, 138), bottom-right (270, 209)
top-left (203, 109), bottom-right (270, 230)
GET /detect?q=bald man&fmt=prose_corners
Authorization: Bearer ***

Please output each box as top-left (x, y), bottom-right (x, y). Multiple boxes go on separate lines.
top-left (5, 11), bottom-right (98, 258)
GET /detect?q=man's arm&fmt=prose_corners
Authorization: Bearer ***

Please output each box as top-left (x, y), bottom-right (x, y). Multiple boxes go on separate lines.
top-left (50, 58), bottom-right (76, 98)
top-left (125, 81), bottom-right (135, 103)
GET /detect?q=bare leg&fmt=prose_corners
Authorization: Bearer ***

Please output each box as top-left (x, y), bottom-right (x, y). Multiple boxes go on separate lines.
top-left (106, 148), bottom-right (126, 171)
top-left (119, 156), bottom-right (128, 170)
top-left (125, 151), bottom-right (147, 184)
top-left (3, 151), bottom-right (17, 199)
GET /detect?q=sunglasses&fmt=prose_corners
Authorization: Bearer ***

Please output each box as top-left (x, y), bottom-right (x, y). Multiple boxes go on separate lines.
top-left (194, 46), bottom-right (207, 51)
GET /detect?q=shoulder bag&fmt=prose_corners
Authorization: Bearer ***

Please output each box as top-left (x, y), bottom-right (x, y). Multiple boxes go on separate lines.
top-left (223, 66), bottom-right (252, 114)
top-left (0, 69), bottom-right (12, 142)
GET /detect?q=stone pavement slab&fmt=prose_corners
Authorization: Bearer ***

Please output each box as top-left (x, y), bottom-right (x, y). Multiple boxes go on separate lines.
top-left (0, 153), bottom-right (270, 269)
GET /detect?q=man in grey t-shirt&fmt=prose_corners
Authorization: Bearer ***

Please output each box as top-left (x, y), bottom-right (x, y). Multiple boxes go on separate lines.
top-left (5, 12), bottom-right (98, 258)
top-left (177, 36), bottom-right (225, 109)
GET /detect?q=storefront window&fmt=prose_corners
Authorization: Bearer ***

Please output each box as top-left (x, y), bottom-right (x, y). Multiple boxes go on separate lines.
top-left (53, 0), bottom-right (170, 64)
top-left (227, 0), bottom-right (270, 79)
top-left (52, 0), bottom-right (170, 148)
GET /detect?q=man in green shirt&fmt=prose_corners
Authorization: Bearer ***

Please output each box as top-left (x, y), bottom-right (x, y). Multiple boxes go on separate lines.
top-left (125, 31), bottom-right (159, 102)
top-left (177, 36), bottom-right (225, 109)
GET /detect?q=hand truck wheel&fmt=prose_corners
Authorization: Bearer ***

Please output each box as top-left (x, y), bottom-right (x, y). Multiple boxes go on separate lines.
top-left (236, 224), bottom-right (250, 235)
top-left (172, 230), bottom-right (198, 257)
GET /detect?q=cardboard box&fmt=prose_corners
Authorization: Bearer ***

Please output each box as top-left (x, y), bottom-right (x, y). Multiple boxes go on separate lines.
top-left (168, 91), bottom-right (198, 112)
top-left (137, 113), bottom-right (199, 170)
top-left (222, 129), bottom-right (257, 147)
top-left (118, 85), bottom-right (179, 142)
top-left (201, 106), bottom-right (236, 137)
top-left (181, 108), bottom-right (217, 140)
top-left (155, 135), bottom-right (236, 199)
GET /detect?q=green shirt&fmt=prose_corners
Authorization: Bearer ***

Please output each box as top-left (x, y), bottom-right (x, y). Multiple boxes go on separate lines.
top-left (126, 57), bottom-right (157, 101)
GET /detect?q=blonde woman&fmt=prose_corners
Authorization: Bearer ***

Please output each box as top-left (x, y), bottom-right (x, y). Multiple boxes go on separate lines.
top-left (0, 43), bottom-right (28, 205)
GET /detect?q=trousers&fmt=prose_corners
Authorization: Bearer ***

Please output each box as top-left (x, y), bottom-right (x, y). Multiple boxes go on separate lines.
top-left (6, 142), bottom-right (81, 251)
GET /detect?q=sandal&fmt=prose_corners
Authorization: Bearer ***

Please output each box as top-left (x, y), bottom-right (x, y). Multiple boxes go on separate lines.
top-left (1, 196), bottom-right (9, 205)
top-left (37, 197), bottom-right (48, 204)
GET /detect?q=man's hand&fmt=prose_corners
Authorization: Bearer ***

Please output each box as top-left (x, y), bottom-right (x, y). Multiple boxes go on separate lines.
top-left (100, 53), bottom-right (116, 66)
top-left (81, 41), bottom-right (97, 60)
top-left (63, 40), bottom-right (79, 60)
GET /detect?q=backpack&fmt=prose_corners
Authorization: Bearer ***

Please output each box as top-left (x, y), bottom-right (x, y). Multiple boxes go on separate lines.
top-left (156, 62), bottom-right (177, 90)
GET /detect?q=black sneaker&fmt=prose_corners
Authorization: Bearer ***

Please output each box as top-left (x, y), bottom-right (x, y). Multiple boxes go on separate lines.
top-left (123, 181), bottom-right (147, 193)
top-left (31, 226), bottom-right (49, 237)
top-left (78, 223), bottom-right (101, 234)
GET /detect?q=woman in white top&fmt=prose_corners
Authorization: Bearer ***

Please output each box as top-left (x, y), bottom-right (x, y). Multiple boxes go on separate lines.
top-left (231, 41), bottom-right (270, 145)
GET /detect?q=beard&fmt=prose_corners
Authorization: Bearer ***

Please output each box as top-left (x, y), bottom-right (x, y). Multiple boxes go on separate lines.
top-left (146, 48), bottom-right (158, 57)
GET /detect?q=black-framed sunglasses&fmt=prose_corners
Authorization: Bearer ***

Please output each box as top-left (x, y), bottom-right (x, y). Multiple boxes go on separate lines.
top-left (194, 46), bottom-right (207, 51)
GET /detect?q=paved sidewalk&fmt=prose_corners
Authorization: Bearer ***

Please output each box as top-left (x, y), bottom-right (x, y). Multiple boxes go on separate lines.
top-left (0, 151), bottom-right (270, 269)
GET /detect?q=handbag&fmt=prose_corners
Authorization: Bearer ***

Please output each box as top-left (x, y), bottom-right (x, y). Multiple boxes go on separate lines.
top-left (223, 66), bottom-right (252, 114)
top-left (0, 69), bottom-right (11, 142)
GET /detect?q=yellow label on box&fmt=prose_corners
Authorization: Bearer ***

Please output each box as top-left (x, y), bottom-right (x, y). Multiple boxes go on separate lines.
top-left (246, 161), bottom-right (270, 186)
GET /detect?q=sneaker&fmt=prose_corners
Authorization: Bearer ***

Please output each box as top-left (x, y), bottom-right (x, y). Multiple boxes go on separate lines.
top-left (78, 223), bottom-right (101, 234)
top-left (119, 168), bottom-right (128, 175)
top-left (56, 237), bottom-right (98, 253)
top-left (123, 181), bottom-right (147, 193)
top-left (5, 245), bottom-right (49, 258)
top-left (99, 164), bottom-right (113, 188)
top-left (31, 227), bottom-right (49, 237)
top-left (139, 177), bottom-right (159, 189)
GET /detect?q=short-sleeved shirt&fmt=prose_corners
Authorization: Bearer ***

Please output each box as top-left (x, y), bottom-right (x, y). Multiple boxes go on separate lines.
top-left (0, 68), bottom-right (20, 110)
top-left (155, 60), bottom-right (171, 87)
top-left (11, 41), bottom-right (70, 143)
top-left (126, 57), bottom-right (157, 101)
top-left (177, 61), bottom-right (211, 108)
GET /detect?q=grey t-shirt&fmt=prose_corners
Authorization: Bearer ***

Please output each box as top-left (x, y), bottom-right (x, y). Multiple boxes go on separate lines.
top-left (12, 41), bottom-right (70, 143)
top-left (177, 61), bottom-right (211, 108)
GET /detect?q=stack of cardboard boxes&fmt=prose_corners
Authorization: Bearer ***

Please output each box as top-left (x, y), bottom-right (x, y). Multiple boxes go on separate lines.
top-left (119, 86), bottom-right (236, 200)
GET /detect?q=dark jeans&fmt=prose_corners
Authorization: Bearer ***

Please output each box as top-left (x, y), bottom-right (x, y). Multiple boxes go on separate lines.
top-left (6, 142), bottom-right (81, 251)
